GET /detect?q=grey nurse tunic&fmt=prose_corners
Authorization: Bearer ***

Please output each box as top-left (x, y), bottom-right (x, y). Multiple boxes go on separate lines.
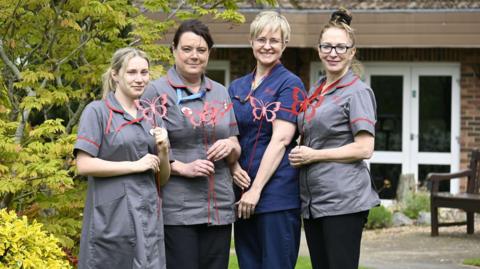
top-left (299, 70), bottom-right (380, 219)
top-left (75, 92), bottom-right (166, 269)
top-left (142, 67), bottom-right (239, 226)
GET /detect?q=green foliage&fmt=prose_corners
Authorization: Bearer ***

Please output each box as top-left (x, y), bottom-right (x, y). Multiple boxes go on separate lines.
top-left (0, 209), bottom-right (71, 269)
top-left (0, 0), bottom-right (277, 262)
top-left (230, 254), bottom-right (369, 269)
top-left (366, 205), bottom-right (393, 229)
top-left (463, 258), bottom-right (480, 267)
top-left (401, 191), bottom-right (430, 219)
top-left (229, 255), bottom-right (313, 269)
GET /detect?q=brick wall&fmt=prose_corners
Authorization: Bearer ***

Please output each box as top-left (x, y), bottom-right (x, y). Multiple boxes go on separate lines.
top-left (211, 47), bottom-right (480, 179)
top-left (460, 61), bottom-right (480, 168)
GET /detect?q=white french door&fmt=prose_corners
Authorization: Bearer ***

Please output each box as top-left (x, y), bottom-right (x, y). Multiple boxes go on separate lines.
top-left (310, 62), bottom-right (461, 198)
top-left (365, 63), bottom-right (460, 198)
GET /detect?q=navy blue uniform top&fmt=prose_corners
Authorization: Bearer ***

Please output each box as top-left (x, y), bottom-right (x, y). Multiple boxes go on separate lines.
top-left (228, 63), bottom-right (306, 213)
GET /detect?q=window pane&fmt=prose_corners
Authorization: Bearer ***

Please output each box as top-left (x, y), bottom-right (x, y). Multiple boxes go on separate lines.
top-left (370, 163), bottom-right (402, 199)
top-left (419, 76), bottom-right (451, 152)
top-left (418, 164), bottom-right (450, 192)
top-left (371, 76), bottom-right (403, 151)
top-left (206, 69), bottom-right (225, 85)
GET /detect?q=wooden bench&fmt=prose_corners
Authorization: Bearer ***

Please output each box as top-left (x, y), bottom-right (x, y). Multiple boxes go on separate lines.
top-left (427, 149), bottom-right (480, 236)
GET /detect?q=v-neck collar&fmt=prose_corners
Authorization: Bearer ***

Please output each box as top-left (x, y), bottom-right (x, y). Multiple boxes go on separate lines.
top-left (166, 67), bottom-right (213, 94)
top-left (313, 69), bottom-right (359, 97)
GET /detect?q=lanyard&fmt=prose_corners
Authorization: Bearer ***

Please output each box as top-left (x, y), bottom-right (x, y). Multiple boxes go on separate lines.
top-left (176, 88), bottom-right (206, 105)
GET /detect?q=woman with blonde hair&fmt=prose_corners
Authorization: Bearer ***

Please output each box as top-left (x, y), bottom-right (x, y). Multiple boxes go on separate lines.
top-left (289, 9), bottom-right (380, 269)
top-left (229, 11), bottom-right (306, 269)
top-left (75, 47), bottom-right (170, 269)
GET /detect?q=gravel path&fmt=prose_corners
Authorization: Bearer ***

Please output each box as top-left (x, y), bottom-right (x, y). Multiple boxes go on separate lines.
top-left (298, 222), bottom-right (480, 269)
top-left (359, 224), bottom-right (480, 269)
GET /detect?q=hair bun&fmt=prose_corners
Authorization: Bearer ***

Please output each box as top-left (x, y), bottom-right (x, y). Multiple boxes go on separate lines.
top-left (330, 9), bottom-right (352, 25)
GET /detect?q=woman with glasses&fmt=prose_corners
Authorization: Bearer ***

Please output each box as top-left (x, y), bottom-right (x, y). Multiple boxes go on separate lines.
top-left (142, 20), bottom-right (241, 269)
top-left (288, 8), bottom-right (380, 269)
top-left (228, 11), bottom-right (306, 269)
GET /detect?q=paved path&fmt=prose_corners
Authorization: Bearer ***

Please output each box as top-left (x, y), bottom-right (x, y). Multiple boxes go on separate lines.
top-left (359, 224), bottom-right (480, 269)
top-left (298, 222), bottom-right (480, 269)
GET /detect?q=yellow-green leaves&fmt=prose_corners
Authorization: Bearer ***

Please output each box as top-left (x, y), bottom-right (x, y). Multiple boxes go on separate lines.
top-left (0, 0), bottom-right (278, 261)
top-left (0, 209), bottom-right (72, 268)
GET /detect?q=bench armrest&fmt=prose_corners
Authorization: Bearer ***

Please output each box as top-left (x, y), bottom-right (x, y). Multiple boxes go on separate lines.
top-left (427, 169), bottom-right (472, 182)
top-left (427, 169), bottom-right (473, 194)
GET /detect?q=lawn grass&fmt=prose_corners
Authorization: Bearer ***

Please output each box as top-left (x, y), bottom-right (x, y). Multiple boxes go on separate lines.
top-left (228, 255), bottom-right (311, 269)
top-left (463, 258), bottom-right (480, 267)
top-left (228, 255), bottom-right (371, 269)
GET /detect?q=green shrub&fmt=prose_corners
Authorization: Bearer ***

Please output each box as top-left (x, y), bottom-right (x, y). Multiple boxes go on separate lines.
top-left (366, 205), bottom-right (392, 229)
top-left (402, 191), bottom-right (430, 219)
top-left (463, 258), bottom-right (480, 267)
top-left (0, 209), bottom-right (71, 269)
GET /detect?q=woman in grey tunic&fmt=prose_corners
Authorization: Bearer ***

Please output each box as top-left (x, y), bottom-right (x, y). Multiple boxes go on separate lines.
top-left (75, 47), bottom-right (170, 269)
top-left (142, 20), bottom-right (240, 269)
top-left (288, 9), bottom-right (380, 269)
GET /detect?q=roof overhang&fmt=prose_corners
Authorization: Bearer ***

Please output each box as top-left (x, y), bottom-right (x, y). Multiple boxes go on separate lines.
top-left (150, 9), bottom-right (480, 48)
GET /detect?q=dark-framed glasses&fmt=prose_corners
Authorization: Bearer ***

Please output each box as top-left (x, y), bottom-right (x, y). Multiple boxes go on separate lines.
top-left (318, 44), bottom-right (353, 54)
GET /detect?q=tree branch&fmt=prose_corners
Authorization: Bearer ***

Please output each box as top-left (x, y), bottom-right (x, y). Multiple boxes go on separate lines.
top-left (0, 193), bottom-right (14, 209)
top-left (2, 0), bottom-right (23, 38)
top-left (0, 39), bottom-right (22, 81)
top-left (66, 100), bottom-right (87, 134)
top-left (56, 33), bottom-right (91, 67)
top-left (167, 0), bottom-right (186, 20)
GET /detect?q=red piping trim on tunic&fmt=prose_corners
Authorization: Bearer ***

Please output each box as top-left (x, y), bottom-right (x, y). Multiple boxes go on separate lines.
top-left (77, 136), bottom-right (100, 148)
top-left (103, 100), bottom-right (145, 134)
top-left (351, 117), bottom-right (375, 126)
top-left (115, 117), bottom-right (144, 133)
top-left (105, 99), bottom-right (124, 113)
top-left (104, 99), bottom-right (124, 134)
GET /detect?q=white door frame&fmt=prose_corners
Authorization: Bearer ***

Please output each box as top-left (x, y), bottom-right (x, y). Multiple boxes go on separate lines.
top-left (207, 60), bottom-right (231, 88)
top-left (409, 64), bottom-right (461, 192)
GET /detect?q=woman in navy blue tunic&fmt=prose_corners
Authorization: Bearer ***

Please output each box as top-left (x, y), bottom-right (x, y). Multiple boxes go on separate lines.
top-left (228, 11), bottom-right (306, 269)
top-left (75, 48), bottom-right (170, 269)
top-left (288, 9), bottom-right (380, 269)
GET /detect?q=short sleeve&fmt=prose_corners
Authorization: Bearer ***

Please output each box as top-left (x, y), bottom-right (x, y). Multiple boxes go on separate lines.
top-left (74, 103), bottom-right (103, 157)
top-left (349, 88), bottom-right (377, 136)
top-left (276, 77), bottom-right (306, 123)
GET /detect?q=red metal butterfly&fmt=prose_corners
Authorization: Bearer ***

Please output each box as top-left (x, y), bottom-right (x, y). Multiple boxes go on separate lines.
top-left (183, 101), bottom-right (233, 128)
top-left (290, 87), bottom-right (322, 123)
top-left (135, 94), bottom-right (168, 127)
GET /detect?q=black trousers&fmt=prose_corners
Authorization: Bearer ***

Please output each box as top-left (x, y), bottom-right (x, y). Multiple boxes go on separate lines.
top-left (164, 224), bottom-right (232, 269)
top-left (303, 210), bottom-right (369, 269)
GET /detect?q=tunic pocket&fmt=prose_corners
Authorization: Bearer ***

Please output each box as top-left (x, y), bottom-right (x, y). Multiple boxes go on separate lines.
top-left (92, 187), bottom-right (136, 268)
